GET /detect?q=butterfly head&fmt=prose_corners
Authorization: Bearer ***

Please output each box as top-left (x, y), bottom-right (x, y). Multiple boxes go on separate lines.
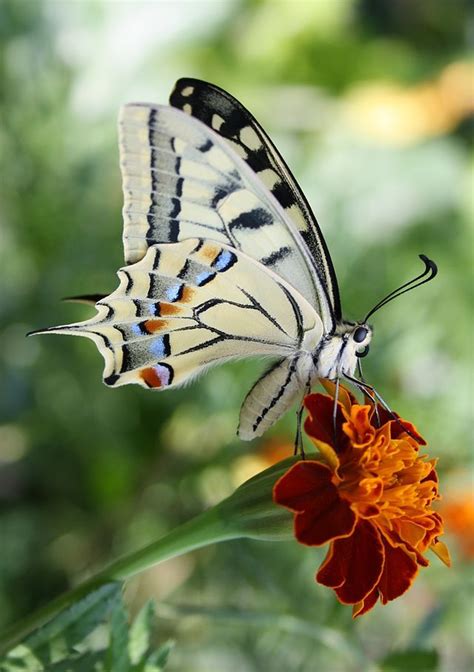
top-left (314, 321), bottom-right (372, 381)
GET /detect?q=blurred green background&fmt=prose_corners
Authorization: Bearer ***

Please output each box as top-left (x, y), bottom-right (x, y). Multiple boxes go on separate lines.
top-left (0, 0), bottom-right (473, 670)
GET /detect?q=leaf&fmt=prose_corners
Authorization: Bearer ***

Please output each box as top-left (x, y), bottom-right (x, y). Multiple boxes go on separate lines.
top-left (128, 601), bottom-right (155, 666)
top-left (43, 650), bottom-right (105, 671)
top-left (142, 641), bottom-right (174, 672)
top-left (25, 582), bottom-right (122, 665)
top-left (0, 644), bottom-right (43, 672)
top-left (105, 597), bottom-right (130, 672)
top-left (380, 649), bottom-right (439, 672)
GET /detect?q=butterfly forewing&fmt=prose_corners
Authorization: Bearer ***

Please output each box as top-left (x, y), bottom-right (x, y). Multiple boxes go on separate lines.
top-left (40, 238), bottom-right (322, 397)
top-left (119, 103), bottom-right (334, 332)
top-left (170, 77), bottom-right (341, 326)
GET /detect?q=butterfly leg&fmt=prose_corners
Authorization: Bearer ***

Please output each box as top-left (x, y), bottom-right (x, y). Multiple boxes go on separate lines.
top-left (294, 403), bottom-right (305, 459)
top-left (332, 376), bottom-right (340, 449)
top-left (343, 373), bottom-right (421, 444)
top-left (356, 360), bottom-right (380, 427)
top-left (294, 378), bottom-right (312, 459)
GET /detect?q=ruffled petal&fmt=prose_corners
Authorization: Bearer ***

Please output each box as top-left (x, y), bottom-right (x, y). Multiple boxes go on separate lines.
top-left (316, 520), bottom-right (385, 604)
top-left (431, 540), bottom-right (451, 567)
top-left (378, 537), bottom-right (419, 603)
top-left (273, 461), bottom-right (335, 512)
top-left (294, 494), bottom-right (356, 546)
top-left (304, 394), bottom-right (347, 453)
top-left (352, 587), bottom-right (379, 617)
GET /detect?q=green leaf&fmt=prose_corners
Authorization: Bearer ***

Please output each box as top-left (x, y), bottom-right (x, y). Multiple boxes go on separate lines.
top-left (105, 598), bottom-right (130, 672)
top-left (380, 649), bottom-right (439, 671)
top-left (143, 641), bottom-right (174, 672)
top-left (43, 650), bottom-right (105, 671)
top-left (128, 601), bottom-right (155, 666)
top-left (25, 582), bottom-right (122, 665)
top-left (0, 644), bottom-right (43, 672)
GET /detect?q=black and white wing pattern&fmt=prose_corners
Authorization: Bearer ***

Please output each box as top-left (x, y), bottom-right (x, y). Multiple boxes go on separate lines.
top-left (169, 77), bottom-right (342, 327)
top-left (119, 102), bottom-right (335, 333)
top-left (38, 238), bottom-right (323, 438)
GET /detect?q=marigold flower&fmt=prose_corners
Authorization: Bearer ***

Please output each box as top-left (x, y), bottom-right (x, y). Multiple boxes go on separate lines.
top-left (439, 493), bottom-right (474, 560)
top-left (273, 385), bottom-right (451, 617)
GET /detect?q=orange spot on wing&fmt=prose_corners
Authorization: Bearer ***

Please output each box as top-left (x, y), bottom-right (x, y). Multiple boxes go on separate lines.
top-left (159, 302), bottom-right (182, 316)
top-left (201, 243), bottom-right (219, 261)
top-left (144, 319), bottom-right (168, 333)
top-left (181, 286), bottom-right (195, 302)
top-left (140, 367), bottom-right (163, 388)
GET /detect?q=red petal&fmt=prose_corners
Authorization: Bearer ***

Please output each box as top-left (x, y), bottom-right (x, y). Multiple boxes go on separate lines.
top-left (304, 394), bottom-right (346, 449)
top-left (273, 461), bottom-right (334, 512)
top-left (316, 520), bottom-right (384, 604)
top-left (352, 587), bottom-right (379, 617)
top-left (378, 537), bottom-right (419, 603)
top-left (294, 495), bottom-right (356, 546)
top-left (377, 407), bottom-right (426, 445)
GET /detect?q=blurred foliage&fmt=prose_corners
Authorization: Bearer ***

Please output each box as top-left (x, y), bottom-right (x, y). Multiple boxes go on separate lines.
top-left (0, 585), bottom-right (173, 671)
top-left (0, 0), bottom-right (472, 670)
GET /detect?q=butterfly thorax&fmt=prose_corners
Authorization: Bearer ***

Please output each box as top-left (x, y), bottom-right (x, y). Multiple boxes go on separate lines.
top-left (313, 321), bottom-right (372, 382)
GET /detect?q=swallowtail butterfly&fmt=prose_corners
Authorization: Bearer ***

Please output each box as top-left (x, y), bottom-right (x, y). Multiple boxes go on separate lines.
top-left (35, 79), bottom-right (437, 440)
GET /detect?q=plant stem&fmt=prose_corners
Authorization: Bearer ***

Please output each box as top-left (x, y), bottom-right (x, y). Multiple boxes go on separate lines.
top-left (0, 505), bottom-right (238, 656)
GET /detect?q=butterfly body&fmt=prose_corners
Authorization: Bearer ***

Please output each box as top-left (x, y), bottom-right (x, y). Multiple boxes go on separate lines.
top-left (34, 78), bottom-right (435, 440)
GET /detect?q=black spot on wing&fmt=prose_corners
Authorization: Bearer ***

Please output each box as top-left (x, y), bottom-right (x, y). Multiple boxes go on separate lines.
top-left (260, 246), bottom-right (292, 267)
top-left (229, 208), bottom-right (273, 231)
top-left (199, 139), bottom-right (213, 152)
top-left (246, 146), bottom-right (271, 172)
top-left (104, 373), bottom-right (120, 386)
top-left (169, 220), bottom-right (180, 241)
top-left (272, 180), bottom-right (296, 209)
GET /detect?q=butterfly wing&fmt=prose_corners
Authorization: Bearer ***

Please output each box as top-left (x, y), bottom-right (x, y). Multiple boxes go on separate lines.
top-left (170, 77), bottom-right (342, 326)
top-left (119, 103), bottom-right (335, 332)
top-left (37, 239), bottom-right (322, 409)
top-left (238, 358), bottom-right (305, 440)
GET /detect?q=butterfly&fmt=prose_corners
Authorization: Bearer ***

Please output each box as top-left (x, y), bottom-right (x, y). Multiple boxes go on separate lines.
top-left (35, 78), bottom-right (437, 441)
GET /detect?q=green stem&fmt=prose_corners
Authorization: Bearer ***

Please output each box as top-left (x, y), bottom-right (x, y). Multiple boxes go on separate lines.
top-left (0, 505), bottom-right (238, 656)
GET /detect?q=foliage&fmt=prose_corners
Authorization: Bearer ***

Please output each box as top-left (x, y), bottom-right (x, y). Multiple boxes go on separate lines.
top-left (0, 584), bottom-right (172, 672)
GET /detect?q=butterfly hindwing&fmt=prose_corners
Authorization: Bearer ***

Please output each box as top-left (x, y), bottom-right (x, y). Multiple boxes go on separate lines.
top-left (170, 77), bottom-right (341, 326)
top-left (39, 239), bottom-right (323, 397)
top-left (238, 357), bottom-right (304, 440)
top-left (119, 103), bottom-right (334, 331)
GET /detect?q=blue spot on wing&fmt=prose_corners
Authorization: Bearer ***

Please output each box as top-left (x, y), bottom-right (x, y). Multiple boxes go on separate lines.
top-left (212, 249), bottom-right (237, 272)
top-left (196, 271), bottom-right (216, 286)
top-left (166, 284), bottom-right (182, 302)
top-left (150, 335), bottom-right (170, 359)
top-left (131, 324), bottom-right (143, 337)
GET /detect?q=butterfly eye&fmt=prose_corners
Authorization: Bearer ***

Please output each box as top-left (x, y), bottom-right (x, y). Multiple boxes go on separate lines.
top-left (353, 326), bottom-right (368, 343)
top-left (356, 345), bottom-right (370, 358)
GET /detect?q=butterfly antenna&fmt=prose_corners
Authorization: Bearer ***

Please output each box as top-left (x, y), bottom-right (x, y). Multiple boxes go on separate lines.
top-left (364, 255), bottom-right (437, 322)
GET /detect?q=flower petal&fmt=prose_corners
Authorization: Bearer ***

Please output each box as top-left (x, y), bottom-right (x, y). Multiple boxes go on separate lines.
top-left (431, 540), bottom-right (451, 567)
top-left (319, 378), bottom-right (357, 413)
top-left (304, 394), bottom-right (347, 454)
top-left (294, 495), bottom-right (356, 546)
top-left (352, 587), bottom-right (379, 617)
top-left (316, 520), bottom-right (385, 604)
top-left (378, 537), bottom-right (419, 603)
top-left (273, 461), bottom-right (335, 512)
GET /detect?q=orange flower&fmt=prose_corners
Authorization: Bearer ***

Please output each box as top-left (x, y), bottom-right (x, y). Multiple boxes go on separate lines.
top-left (273, 386), bottom-right (451, 616)
top-left (439, 494), bottom-right (474, 560)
